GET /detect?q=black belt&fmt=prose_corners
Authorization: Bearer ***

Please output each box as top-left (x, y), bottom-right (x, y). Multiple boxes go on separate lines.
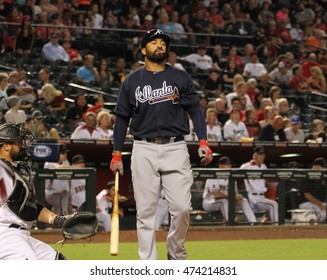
top-left (9, 223), bottom-right (27, 230)
top-left (251, 193), bottom-right (264, 196)
top-left (134, 136), bottom-right (184, 144)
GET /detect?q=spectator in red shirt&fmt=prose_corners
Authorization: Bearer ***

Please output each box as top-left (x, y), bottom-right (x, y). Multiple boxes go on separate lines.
top-left (42, 83), bottom-right (66, 113)
top-left (302, 52), bottom-right (319, 78)
top-left (290, 64), bottom-right (310, 92)
top-left (62, 39), bottom-right (82, 62)
top-left (206, 3), bottom-right (224, 32)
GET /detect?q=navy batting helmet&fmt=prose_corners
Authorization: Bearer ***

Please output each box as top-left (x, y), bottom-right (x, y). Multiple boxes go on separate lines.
top-left (141, 29), bottom-right (170, 48)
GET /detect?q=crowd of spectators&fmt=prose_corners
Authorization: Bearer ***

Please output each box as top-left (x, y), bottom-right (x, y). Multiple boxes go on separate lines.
top-left (0, 0), bottom-right (326, 143)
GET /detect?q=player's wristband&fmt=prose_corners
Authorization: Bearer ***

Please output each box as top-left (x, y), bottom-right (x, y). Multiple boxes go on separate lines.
top-left (53, 215), bottom-right (66, 228)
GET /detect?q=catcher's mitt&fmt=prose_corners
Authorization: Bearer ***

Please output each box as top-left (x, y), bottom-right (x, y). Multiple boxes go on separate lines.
top-left (62, 211), bottom-right (98, 241)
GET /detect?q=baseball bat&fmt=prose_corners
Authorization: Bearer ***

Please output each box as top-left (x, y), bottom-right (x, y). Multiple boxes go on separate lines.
top-left (110, 172), bottom-right (120, 256)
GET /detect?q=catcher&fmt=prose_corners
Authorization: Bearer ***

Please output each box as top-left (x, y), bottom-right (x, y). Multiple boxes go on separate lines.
top-left (0, 124), bottom-right (96, 260)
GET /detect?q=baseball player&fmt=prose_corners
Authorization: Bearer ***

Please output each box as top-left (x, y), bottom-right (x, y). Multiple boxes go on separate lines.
top-left (69, 154), bottom-right (86, 212)
top-left (240, 146), bottom-right (279, 224)
top-left (96, 181), bottom-right (127, 232)
top-left (109, 28), bottom-right (213, 260)
top-left (44, 144), bottom-right (70, 215)
top-left (203, 156), bottom-right (256, 224)
top-left (299, 157), bottom-right (327, 223)
top-left (0, 124), bottom-right (68, 259)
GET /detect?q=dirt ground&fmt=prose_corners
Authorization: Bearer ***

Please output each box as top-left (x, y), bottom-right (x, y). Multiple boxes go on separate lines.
top-left (32, 225), bottom-right (327, 244)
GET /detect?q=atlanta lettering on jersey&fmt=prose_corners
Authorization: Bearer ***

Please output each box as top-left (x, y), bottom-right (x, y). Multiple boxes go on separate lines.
top-left (135, 81), bottom-right (180, 105)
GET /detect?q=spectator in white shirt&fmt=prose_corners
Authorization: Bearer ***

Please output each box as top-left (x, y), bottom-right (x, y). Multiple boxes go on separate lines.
top-left (223, 109), bottom-right (249, 141)
top-left (91, 2), bottom-right (103, 28)
top-left (226, 81), bottom-right (253, 110)
top-left (243, 52), bottom-right (268, 80)
top-left (166, 51), bottom-right (186, 71)
top-left (268, 60), bottom-right (292, 89)
top-left (4, 95), bottom-right (26, 125)
top-left (183, 44), bottom-right (214, 71)
top-left (206, 108), bottom-right (222, 141)
top-left (70, 111), bottom-right (102, 139)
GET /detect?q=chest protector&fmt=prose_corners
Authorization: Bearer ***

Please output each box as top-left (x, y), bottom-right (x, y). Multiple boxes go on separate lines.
top-left (0, 160), bottom-right (37, 221)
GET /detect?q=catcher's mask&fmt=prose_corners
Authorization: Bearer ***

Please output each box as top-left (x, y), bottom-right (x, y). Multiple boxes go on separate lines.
top-left (0, 124), bottom-right (35, 161)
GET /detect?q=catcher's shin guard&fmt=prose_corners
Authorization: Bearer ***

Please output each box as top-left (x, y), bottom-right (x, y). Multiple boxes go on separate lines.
top-left (55, 251), bottom-right (67, 260)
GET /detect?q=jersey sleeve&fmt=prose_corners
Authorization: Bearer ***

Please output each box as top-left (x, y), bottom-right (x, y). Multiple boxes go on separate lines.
top-left (179, 70), bottom-right (201, 108)
top-left (114, 75), bottom-right (133, 118)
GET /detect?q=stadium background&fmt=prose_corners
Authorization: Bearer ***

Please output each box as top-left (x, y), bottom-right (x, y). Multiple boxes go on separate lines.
top-left (0, 1), bottom-right (326, 251)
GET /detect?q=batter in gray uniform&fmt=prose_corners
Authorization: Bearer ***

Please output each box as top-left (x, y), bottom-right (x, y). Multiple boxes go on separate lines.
top-left (110, 29), bottom-right (213, 260)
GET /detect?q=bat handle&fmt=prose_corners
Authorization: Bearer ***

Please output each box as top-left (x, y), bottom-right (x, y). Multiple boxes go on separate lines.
top-left (115, 171), bottom-right (119, 191)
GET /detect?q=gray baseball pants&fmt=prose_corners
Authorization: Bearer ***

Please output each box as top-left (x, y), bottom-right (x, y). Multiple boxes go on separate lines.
top-left (131, 140), bottom-right (193, 260)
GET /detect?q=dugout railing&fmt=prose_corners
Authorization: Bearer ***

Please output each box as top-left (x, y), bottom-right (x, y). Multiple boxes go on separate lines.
top-left (192, 168), bottom-right (327, 226)
top-left (32, 168), bottom-right (97, 229)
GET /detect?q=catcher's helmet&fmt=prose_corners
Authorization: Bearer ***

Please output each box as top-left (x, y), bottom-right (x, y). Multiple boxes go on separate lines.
top-left (0, 124), bottom-right (34, 160)
top-left (141, 29), bottom-right (170, 48)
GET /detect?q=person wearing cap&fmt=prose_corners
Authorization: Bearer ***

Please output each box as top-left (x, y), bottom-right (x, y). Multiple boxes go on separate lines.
top-left (41, 32), bottom-right (69, 62)
top-left (183, 44), bottom-right (214, 71)
top-left (257, 115), bottom-right (287, 142)
top-left (299, 157), bottom-right (327, 223)
top-left (4, 95), bottom-right (26, 125)
top-left (69, 154), bottom-right (87, 212)
top-left (284, 115), bottom-right (305, 142)
top-left (139, 14), bottom-right (157, 37)
top-left (240, 146), bottom-right (279, 224)
top-left (96, 181), bottom-right (127, 232)
top-left (70, 111), bottom-right (102, 139)
top-left (268, 60), bottom-right (292, 89)
top-left (109, 28), bottom-right (212, 260)
top-left (203, 156), bottom-right (257, 224)
top-left (44, 145), bottom-right (71, 215)
top-left (204, 69), bottom-right (222, 94)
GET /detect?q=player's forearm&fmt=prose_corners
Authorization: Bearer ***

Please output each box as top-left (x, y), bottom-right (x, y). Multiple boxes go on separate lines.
top-left (37, 207), bottom-right (58, 224)
top-left (187, 106), bottom-right (207, 140)
top-left (113, 115), bottom-right (130, 151)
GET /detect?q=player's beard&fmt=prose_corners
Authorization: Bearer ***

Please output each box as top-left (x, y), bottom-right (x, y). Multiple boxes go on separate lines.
top-left (146, 48), bottom-right (168, 63)
top-left (10, 147), bottom-right (28, 161)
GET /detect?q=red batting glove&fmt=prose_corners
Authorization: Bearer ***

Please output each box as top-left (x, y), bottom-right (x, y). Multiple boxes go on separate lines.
top-left (110, 152), bottom-right (124, 175)
top-left (198, 139), bottom-right (213, 166)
